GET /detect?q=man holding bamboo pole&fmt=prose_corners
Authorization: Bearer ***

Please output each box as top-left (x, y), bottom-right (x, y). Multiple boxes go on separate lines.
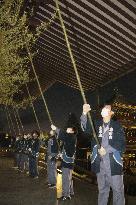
top-left (80, 103), bottom-right (126, 205)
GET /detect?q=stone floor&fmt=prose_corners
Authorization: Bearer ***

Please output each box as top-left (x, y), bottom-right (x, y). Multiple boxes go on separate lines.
top-left (0, 157), bottom-right (135, 205)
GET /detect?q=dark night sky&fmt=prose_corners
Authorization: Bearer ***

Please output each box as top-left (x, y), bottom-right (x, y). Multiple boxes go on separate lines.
top-left (0, 69), bottom-right (136, 134)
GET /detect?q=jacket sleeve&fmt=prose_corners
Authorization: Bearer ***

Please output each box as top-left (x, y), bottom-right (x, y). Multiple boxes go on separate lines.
top-left (80, 114), bottom-right (93, 134)
top-left (37, 140), bottom-right (40, 152)
top-left (56, 128), bottom-right (65, 141)
top-left (33, 140), bottom-right (40, 154)
top-left (14, 140), bottom-right (20, 151)
top-left (80, 114), bottom-right (97, 149)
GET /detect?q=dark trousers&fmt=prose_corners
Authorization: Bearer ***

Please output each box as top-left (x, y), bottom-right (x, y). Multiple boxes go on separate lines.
top-left (19, 153), bottom-right (28, 171)
top-left (18, 153), bottom-right (24, 170)
top-left (47, 158), bottom-right (57, 185)
top-left (14, 153), bottom-right (20, 167)
top-left (29, 156), bottom-right (38, 177)
top-left (62, 167), bottom-right (74, 197)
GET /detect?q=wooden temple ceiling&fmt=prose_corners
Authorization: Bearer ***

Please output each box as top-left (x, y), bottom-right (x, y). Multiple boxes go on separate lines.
top-left (26, 0), bottom-right (136, 97)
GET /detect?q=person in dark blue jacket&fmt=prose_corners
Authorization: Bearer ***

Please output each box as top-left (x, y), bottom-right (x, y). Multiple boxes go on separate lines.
top-left (14, 134), bottom-right (22, 169)
top-left (28, 130), bottom-right (40, 179)
top-left (46, 130), bottom-right (59, 188)
top-left (18, 134), bottom-right (27, 172)
top-left (80, 103), bottom-right (126, 205)
top-left (51, 122), bottom-right (77, 201)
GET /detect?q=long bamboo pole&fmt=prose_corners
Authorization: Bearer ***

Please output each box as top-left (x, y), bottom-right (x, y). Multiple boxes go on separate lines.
top-left (15, 108), bottom-right (24, 133)
top-left (26, 84), bottom-right (41, 132)
top-left (5, 107), bottom-right (12, 135)
top-left (13, 107), bottom-right (21, 134)
top-left (56, 0), bottom-right (100, 147)
top-left (25, 42), bottom-right (53, 125)
top-left (6, 107), bottom-right (17, 137)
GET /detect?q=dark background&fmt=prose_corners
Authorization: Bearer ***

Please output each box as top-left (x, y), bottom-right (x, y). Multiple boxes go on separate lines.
top-left (0, 69), bottom-right (136, 133)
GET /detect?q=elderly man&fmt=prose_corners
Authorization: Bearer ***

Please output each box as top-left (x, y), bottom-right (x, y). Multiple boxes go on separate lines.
top-left (80, 103), bottom-right (126, 205)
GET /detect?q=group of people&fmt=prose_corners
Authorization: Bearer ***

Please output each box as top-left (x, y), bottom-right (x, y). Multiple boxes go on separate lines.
top-left (14, 130), bottom-right (40, 179)
top-left (13, 103), bottom-right (126, 205)
top-left (13, 115), bottom-right (78, 201)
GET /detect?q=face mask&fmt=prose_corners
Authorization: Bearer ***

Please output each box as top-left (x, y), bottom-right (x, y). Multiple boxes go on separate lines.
top-left (101, 108), bottom-right (109, 118)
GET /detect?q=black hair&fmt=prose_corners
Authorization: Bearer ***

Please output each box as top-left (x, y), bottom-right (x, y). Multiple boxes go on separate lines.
top-left (64, 112), bottom-right (81, 133)
top-left (71, 126), bottom-right (78, 134)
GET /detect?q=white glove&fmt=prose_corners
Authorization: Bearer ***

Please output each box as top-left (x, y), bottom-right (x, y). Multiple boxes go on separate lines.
top-left (51, 124), bottom-right (57, 131)
top-left (83, 104), bottom-right (91, 115)
top-left (28, 148), bottom-right (31, 152)
top-left (98, 146), bottom-right (106, 156)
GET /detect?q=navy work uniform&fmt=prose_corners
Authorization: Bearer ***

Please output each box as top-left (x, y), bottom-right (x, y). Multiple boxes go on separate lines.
top-left (14, 137), bottom-right (21, 169)
top-left (19, 136), bottom-right (28, 172)
top-left (29, 138), bottom-right (40, 178)
top-left (46, 135), bottom-right (59, 187)
top-left (81, 114), bottom-right (126, 205)
top-left (56, 129), bottom-right (77, 200)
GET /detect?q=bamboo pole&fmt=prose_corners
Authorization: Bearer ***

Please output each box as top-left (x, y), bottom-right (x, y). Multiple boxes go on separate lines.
top-left (13, 107), bottom-right (21, 134)
top-left (6, 107), bottom-right (17, 137)
top-left (25, 42), bottom-right (53, 125)
top-left (26, 84), bottom-right (41, 132)
top-left (56, 0), bottom-right (100, 147)
top-left (15, 108), bottom-right (24, 133)
top-left (5, 107), bottom-right (12, 135)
